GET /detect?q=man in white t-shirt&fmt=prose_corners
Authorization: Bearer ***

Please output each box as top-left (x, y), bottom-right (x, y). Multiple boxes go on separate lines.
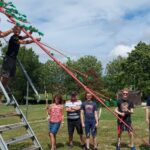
top-left (65, 91), bottom-right (85, 149)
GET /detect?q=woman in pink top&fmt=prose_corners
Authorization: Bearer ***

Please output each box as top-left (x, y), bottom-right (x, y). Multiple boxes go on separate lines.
top-left (47, 94), bottom-right (64, 150)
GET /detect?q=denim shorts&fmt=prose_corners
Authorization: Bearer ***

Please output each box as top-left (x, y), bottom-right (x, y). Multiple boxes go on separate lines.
top-left (85, 120), bottom-right (97, 137)
top-left (48, 122), bottom-right (61, 134)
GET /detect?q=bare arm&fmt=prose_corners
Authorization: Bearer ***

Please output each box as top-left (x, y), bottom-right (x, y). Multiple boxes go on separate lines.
top-left (127, 108), bottom-right (134, 114)
top-left (62, 106), bottom-right (64, 122)
top-left (115, 107), bottom-right (125, 116)
top-left (47, 104), bottom-right (52, 115)
top-left (71, 105), bottom-right (81, 111)
top-left (95, 111), bottom-right (99, 127)
top-left (80, 109), bottom-right (85, 127)
top-left (20, 35), bottom-right (29, 40)
top-left (0, 29), bottom-right (13, 37)
top-left (61, 106), bottom-right (65, 127)
top-left (18, 38), bottom-right (40, 44)
top-left (66, 107), bottom-right (74, 112)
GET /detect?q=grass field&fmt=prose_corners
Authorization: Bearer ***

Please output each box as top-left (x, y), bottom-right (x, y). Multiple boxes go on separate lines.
top-left (0, 104), bottom-right (149, 150)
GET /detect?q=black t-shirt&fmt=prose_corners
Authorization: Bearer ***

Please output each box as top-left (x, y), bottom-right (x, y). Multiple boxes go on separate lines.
top-left (147, 96), bottom-right (150, 106)
top-left (117, 99), bottom-right (134, 124)
top-left (6, 35), bottom-right (23, 58)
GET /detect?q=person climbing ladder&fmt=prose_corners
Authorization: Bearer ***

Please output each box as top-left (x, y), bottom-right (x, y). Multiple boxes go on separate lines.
top-left (0, 25), bottom-right (40, 103)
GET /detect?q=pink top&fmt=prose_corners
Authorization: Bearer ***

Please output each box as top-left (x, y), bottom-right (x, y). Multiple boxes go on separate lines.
top-left (48, 104), bottom-right (63, 123)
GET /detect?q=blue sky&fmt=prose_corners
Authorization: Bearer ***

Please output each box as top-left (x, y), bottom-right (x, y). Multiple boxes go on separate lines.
top-left (1, 0), bottom-right (150, 70)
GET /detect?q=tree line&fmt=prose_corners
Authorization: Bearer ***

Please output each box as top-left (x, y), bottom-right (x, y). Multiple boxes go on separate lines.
top-left (0, 41), bottom-right (150, 102)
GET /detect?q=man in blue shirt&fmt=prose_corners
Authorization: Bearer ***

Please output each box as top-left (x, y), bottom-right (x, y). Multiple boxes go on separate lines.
top-left (81, 92), bottom-right (99, 150)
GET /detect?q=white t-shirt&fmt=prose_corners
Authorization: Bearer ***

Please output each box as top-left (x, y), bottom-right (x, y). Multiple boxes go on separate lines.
top-left (65, 100), bottom-right (82, 120)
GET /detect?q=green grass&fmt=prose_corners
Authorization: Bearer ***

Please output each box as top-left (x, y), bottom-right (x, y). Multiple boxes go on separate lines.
top-left (0, 104), bottom-right (149, 150)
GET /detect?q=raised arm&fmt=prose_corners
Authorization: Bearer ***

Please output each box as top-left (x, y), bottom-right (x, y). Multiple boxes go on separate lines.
top-left (0, 29), bottom-right (13, 37)
top-left (18, 38), bottom-right (40, 44)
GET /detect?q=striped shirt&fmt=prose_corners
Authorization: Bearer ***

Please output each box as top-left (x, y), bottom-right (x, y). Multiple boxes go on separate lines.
top-left (65, 100), bottom-right (82, 120)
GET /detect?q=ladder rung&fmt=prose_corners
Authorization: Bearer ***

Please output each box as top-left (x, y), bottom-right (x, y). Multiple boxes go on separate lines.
top-left (0, 112), bottom-right (21, 118)
top-left (22, 146), bottom-right (40, 150)
top-left (0, 123), bottom-right (26, 132)
top-left (6, 134), bottom-right (33, 145)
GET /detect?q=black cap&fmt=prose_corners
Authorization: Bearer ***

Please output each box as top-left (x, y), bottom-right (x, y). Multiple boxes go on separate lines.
top-left (71, 91), bottom-right (77, 96)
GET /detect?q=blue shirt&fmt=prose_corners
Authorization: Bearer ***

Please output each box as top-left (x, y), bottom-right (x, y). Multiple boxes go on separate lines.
top-left (81, 101), bottom-right (97, 121)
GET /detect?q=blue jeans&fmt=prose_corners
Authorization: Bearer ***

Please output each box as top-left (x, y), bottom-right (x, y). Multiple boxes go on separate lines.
top-left (85, 120), bottom-right (97, 137)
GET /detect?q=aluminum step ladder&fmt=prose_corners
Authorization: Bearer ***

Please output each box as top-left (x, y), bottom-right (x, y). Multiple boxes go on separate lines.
top-left (0, 81), bottom-right (43, 150)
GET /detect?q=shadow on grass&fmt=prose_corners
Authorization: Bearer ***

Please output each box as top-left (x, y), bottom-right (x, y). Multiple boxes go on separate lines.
top-left (57, 143), bottom-right (65, 148)
top-left (139, 144), bottom-right (150, 150)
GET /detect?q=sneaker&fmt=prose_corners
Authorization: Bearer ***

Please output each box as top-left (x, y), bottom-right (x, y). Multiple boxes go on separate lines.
top-left (68, 143), bottom-right (73, 148)
top-left (131, 146), bottom-right (136, 150)
top-left (116, 145), bottom-right (120, 150)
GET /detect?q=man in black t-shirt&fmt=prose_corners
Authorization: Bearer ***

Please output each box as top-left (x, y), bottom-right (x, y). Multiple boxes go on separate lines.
top-left (115, 88), bottom-right (136, 150)
top-left (0, 26), bottom-right (40, 103)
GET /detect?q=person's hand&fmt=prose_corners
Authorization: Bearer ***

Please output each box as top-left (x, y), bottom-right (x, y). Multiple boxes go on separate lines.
top-left (120, 112), bottom-right (125, 117)
top-left (82, 123), bottom-right (85, 128)
top-left (95, 122), bottom-right (99, 127)
top-left (61, 122), bottom-right (64, 128)
top-left (36, 38), bottom-right (41, 41)
top-left (146, 119), bottom-right (149, 125)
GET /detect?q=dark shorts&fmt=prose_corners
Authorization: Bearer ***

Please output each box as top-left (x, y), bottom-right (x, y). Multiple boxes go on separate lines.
top-left (1, 56), bottom-right (16, 78)
top-left (48, 122), bottom-right (61, 134)
top-left (67, 119), bottom-right (83, 136)
top-left (85, 120), bottom-right (97, 137)
top-left (117, 122), bottom-right (133, 136)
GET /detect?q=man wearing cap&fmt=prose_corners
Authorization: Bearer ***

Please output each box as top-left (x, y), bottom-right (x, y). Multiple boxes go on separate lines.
top-left (65, 91), bottom-right (85, 149)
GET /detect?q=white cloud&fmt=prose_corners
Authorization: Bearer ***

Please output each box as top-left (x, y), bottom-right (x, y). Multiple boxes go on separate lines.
top-left (108, 44), bottom-right (135, 60)
top-left (1, 0), bottom-right (150, 70)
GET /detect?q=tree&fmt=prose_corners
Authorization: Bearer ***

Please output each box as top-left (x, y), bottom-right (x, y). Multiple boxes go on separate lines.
top-left (105, 56), bottom-right (127, 93)
top-left (39, 60), bottom-right (66, 96)
top-left (125, 42), bottom-right (150, 95)
top-left (105, 41), bottom-right (150, 97)
top-left (65, 55), bottom-right (103, 93)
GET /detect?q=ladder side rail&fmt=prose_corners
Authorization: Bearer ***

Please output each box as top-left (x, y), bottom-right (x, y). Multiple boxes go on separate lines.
top-left (0, 81), bottom-right (10, 104)
top-left (11, 95), bottom-right (43, 150)
top-left (0, 134), bottom-right (8, 150)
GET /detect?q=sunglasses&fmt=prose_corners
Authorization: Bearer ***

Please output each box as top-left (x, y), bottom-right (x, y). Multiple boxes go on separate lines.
top-left (123, 93), bottom-right (128, 95)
